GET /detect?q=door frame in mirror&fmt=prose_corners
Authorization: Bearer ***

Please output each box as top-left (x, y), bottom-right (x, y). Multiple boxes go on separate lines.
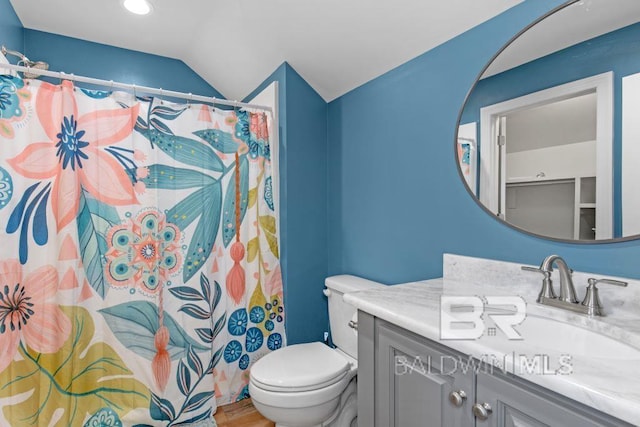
top-left (478, 72), bottom-right (613, 239)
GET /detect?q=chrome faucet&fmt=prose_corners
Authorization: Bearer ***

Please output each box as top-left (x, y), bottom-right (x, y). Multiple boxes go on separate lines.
top-left (522, 255), bottom-right (627, 316)
top-left (539, 255), bottom-right (578, 303)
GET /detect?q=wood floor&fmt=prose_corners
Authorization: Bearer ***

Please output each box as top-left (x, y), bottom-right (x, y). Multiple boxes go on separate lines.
top-left (214, 398), bottom-right (275, 427)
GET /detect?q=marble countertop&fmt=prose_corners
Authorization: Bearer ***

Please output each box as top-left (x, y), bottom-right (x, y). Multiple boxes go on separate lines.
top-left (344, 277), bottom-right (640, 426)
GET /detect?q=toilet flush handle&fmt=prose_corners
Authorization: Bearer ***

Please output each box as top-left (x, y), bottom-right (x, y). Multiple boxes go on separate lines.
top-left (323, 289), bottom-right (331, 297)
top-left (348, 320), bottom-right (358, 330)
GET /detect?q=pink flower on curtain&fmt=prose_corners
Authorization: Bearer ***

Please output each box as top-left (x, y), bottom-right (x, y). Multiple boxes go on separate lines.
top-left (7, 80), bottom-right (140, 232)
top-left (263, 264), bottom-right (283, 301)
top-left (0, 260), bottom-right (71, 373)
top-left (249, 113), bottom-right (269, 141)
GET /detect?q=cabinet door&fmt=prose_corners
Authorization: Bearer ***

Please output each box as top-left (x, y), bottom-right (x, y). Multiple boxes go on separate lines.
top-left (375, 320), bottom-right (474, 427)
top-left (475, 371), bottom-right (633, 427)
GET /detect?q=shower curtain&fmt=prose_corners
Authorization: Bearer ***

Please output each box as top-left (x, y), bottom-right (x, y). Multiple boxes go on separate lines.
top-left (0, 75), bottom-right (284, 426)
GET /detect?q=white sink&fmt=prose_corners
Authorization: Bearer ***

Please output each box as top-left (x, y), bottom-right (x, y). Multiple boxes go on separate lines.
top-left (480, 314), bottom-right (640, 361)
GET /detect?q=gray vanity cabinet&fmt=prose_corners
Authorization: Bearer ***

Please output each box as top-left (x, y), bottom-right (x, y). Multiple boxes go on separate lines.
top-left (374, 319), bottom-right (475, 427)
top-left (358, 313), bottom-right (474, 427)
top-left (475, 371), bottom-right (628, 427)
top-left (357, 311), bottom-right (633, 427)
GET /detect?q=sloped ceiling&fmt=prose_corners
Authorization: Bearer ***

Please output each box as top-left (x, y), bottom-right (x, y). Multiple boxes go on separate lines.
top-left (10, 0), bottom-right (522, 101)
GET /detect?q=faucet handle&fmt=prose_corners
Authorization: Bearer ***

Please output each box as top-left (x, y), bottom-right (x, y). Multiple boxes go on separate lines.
top-left (522, 266), bottom-right (557, 301)
top-left (587, 278), bottom-right (628, 288)
top-left (581, 278), bottom-right (628, 316)
top-left (522, 266), bottom-right (547, 274)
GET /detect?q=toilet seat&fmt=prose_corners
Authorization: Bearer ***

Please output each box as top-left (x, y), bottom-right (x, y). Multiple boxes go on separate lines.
top-left (250, 342), bottom-right (352, 392)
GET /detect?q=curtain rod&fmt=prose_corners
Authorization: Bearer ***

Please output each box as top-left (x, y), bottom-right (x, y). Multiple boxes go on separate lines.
top-left (0, 63), bottom-right (273, 113)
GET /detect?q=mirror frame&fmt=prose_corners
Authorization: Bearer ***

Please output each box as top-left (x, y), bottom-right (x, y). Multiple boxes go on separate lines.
top-left (454, 0), bottom-right (640, 244)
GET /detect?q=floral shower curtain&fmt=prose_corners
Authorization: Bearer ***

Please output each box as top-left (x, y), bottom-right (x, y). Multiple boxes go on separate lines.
top-left (0, 75), bottom-right (284, 426)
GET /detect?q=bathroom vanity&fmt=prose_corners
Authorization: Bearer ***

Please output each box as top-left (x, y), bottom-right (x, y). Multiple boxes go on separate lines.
top-left (345, 255), bottom-right (640, 427)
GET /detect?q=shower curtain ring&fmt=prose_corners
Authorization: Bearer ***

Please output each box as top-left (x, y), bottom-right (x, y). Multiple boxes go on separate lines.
top-left (159, 88), bottom-right (164, 105)
top-left (188, 93), bottom-right (193, 108)
top-left (70, 73), bottom-right (76, 91)
top-left (132, 84), bottom-right (137, 100)
top-left (109, 80), bottom-right (114, 92)
top-left (212, 97), bottom-right (216, 112)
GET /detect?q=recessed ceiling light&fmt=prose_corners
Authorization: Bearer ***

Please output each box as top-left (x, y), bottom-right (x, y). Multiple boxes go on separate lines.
top-left (123, 0), bottom-right (153, 15)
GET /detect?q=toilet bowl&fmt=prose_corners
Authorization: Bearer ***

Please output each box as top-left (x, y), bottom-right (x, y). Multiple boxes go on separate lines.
top-left (249, 275), bottom-right (384, 427)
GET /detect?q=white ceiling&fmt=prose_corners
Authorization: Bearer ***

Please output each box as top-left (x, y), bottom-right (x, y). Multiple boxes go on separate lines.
top-left (10, 0), bottom-right (521, 101)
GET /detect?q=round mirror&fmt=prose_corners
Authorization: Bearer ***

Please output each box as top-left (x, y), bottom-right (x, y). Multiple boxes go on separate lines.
top-left (457, 0), bottom-right (640, 242)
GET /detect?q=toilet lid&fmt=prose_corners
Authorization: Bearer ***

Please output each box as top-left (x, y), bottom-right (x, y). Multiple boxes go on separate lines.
top-left (251, 342), bottom-right (351, 391)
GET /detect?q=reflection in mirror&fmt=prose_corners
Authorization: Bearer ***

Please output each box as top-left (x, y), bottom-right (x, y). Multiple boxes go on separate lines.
top-left (457, 0), bottom-right (640, 242)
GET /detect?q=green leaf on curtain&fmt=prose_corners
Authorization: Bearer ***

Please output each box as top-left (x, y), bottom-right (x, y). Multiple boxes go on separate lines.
top-left (247, 237), bottom-right (259, 263)
top-left (98, 301), bottom-right (208, 361)
top-left (183, 182), bottom-right (222, 282)
top-left (142, 165), bottom-right (216, 190)
top-left (222, 155), bottom-right (249, 247)
top-left (264, 232), bottom-right (280, 259)
top-left (248, 187), bottom-right (258, 208)
top-left (259, 215), bottom-right (277, 235)
top-left (77, 189), bottom-right (120, 299)
top-left (144, 129), bottom-right (224, 172)
top-left (0, 306), bottom-right (150, 427)
top-left (259, 215), bottom-right (280, 259)
top-left (193, 129), bottom-right (240, 153)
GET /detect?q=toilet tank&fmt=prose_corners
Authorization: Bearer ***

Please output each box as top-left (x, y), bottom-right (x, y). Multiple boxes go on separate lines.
top-left (324, 275), bottom-right (385, 359)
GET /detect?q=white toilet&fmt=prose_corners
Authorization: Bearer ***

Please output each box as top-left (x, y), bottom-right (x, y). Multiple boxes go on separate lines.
top-left (249, 275), bottom-right (383, 427)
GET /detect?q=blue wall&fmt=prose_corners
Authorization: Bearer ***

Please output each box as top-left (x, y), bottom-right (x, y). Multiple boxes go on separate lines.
top-left (462, 22), bottom-right (640, 237)
top-left (23, 30), bottom-right (223, 97)
top-left (0, 0), bottom-right (23, 63)
top-left (328, 0), bottom-right (640, 284)
top-left (245, 63), bottom-right (329, 345)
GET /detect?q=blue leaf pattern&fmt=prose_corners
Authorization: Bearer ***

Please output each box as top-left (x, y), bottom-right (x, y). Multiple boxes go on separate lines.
top-left (182, 182), bottom-right (222, 282)
top-left (0, 166), bottom-right (13, 210)
top-left (193, 129), bottom-right (239, 153)
top-left (99, 301), bottom-right (208, 360)
top-left (150, 393), bottom-right (175, 421)
top-left (141, 129), bottom-right (224, 172)
top-left (168, 286), bottom-right (205, 301)
top-left (78, 190), bottom-right (119, 298)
